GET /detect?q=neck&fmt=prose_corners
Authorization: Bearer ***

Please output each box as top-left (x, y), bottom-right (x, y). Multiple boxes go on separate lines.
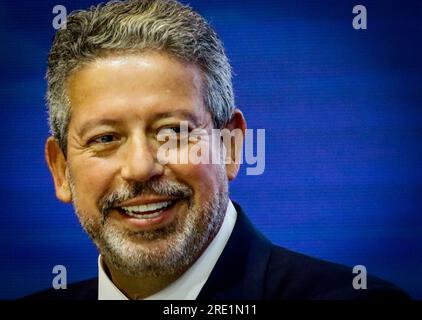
top-left (102, 259), bottom-right (184, 300)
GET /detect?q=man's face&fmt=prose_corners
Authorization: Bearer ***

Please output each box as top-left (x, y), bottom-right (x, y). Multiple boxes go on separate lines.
top-left (48, 51), bottom-right (240, 277)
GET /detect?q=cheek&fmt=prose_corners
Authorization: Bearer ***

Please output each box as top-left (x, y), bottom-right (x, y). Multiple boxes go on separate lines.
top-left (167, 138), bottom-right (227, 199)
top-left (70, 158), bottom-right (117, 205)
top-left (169, 162), bottom-right (226, 198)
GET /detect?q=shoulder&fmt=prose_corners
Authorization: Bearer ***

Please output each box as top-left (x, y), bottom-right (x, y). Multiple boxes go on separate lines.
top-left (19, 278), bottom-right (98, 300)
top-left (265, 245), bottom-right (410, 299)
top-left (225, 202), bottom-right (410, 299)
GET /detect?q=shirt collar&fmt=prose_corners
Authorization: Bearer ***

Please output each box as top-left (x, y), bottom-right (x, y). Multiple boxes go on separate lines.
top-left (98, 200), bottom-right (237, 300)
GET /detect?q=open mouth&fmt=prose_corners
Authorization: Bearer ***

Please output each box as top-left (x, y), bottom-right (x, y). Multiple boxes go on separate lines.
top-left (117, 200), bottom-right (177, 220)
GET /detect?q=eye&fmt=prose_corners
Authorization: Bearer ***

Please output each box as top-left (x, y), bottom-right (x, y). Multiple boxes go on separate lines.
top-left (159, 126), bottom-right (181, 134)
top-left (89, 134), bottom-right (119, 145)
top-left (156, 124), bottom-right (194, 143)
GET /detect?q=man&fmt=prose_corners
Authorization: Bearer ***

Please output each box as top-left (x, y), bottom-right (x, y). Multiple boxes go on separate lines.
top-left (25, 0), bottom-right (409, 300)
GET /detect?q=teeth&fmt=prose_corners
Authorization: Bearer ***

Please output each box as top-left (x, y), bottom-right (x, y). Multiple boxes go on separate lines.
top-left (121, 201), bottom-right (173, 217)
top-left (124, 209), bottom-right (165, 219)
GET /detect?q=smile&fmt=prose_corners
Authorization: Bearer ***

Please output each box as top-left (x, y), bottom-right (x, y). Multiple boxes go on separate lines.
top-left (120, 200), bottom-right (176, 219)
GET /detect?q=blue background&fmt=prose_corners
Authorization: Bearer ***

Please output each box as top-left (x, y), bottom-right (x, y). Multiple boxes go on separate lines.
top-left (0, 0), bottom-right (421, 299)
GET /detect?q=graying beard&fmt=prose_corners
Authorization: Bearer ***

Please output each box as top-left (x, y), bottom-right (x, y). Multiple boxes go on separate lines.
top-left (99, 193), bottom-right (227, 277)
top-left (66, 168), bottom-right (229, 278)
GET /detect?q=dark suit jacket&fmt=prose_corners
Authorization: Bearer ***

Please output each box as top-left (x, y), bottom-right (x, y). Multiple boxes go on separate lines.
top-left (22, 202), bottom-right (410, 300)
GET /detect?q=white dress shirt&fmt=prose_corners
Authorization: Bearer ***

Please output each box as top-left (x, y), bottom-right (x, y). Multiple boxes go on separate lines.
top-left (98, 200), bottom-right (237, 300)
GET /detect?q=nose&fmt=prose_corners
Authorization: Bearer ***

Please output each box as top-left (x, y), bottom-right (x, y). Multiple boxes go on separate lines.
top-left (120, 134), bottom-right (164, 183)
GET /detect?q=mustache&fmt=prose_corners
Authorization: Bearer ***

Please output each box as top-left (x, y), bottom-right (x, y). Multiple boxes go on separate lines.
top-left (99, 177), bottom-right (193, 217)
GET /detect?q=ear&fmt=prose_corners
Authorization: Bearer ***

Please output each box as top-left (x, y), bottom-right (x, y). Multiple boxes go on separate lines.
top-left (45, 137), bottom-right (72, 203)
top-left (222, 108), bottom-right (247, 181)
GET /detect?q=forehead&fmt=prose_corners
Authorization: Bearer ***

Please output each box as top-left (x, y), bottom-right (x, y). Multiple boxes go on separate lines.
top-left (66, 51), bottom-right (207, 123)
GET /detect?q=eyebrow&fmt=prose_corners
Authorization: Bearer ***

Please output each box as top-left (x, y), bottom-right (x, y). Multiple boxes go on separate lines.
top-left (152, 110), bottom-right (200, 126)
top-left (77, 119), bottom-right (122, 138)
top-left (76, 110), bottom-right (201, 137)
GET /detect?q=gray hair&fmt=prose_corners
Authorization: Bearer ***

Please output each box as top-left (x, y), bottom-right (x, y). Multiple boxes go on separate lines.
top-left (47, 0), bottom-right (234, 153)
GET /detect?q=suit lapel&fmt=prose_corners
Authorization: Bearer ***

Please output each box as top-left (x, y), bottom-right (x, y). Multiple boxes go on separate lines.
top-left (197, 202), bottom-right (272, 299)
